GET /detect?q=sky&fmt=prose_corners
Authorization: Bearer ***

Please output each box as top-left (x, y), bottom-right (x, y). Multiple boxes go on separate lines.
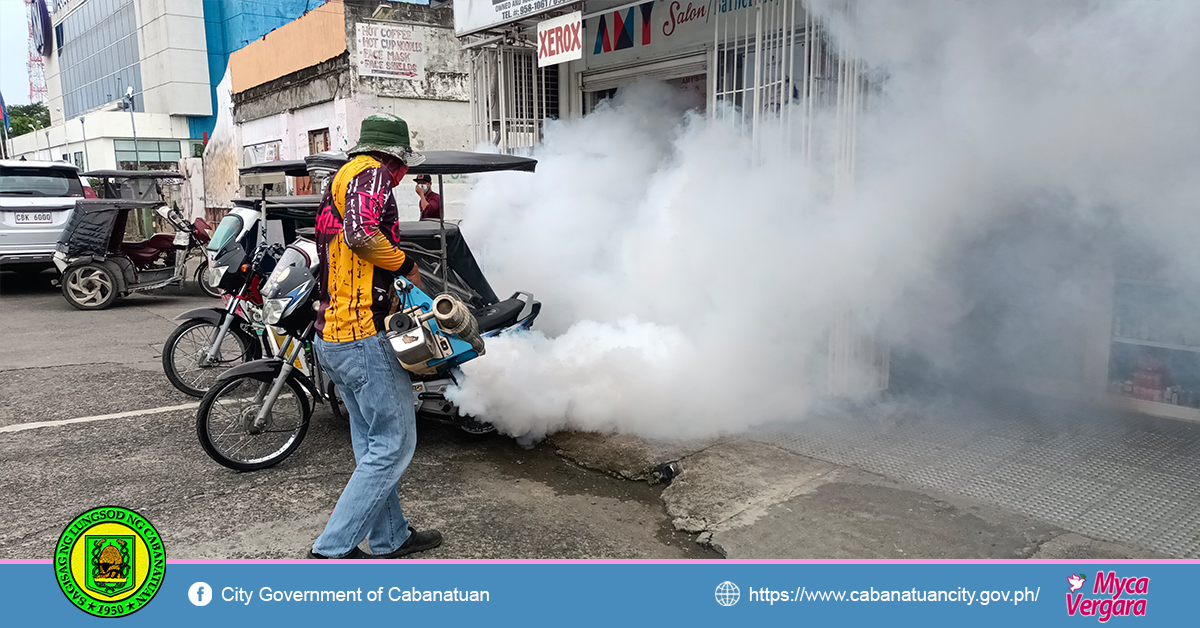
top-left (2, 0), bottom-right (32, 106)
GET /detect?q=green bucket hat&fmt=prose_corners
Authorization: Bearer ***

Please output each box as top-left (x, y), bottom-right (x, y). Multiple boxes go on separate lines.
top-left (347, 113), bottom-right (426, 166)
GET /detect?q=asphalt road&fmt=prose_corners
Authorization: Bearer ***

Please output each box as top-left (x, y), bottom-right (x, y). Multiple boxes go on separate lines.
top-left (0, 269), bottom-right (714, 560)
top-left (1, 268), bottom-right (1165, 561)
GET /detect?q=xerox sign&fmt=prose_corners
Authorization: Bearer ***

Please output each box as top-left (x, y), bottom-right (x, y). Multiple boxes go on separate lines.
top-left (538, 12), bottom-right (583, 67)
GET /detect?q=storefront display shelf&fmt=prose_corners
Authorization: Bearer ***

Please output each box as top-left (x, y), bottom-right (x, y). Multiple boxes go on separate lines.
top-left (1109, 394), bottom-right (1200, 423)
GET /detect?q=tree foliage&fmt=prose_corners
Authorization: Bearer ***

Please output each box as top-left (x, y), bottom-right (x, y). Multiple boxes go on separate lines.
top-left (7, 103), bottom-right (51, 137)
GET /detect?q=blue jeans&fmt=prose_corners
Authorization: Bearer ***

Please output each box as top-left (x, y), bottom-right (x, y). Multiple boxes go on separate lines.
top-left (312, 333), bottom-right (417, 557)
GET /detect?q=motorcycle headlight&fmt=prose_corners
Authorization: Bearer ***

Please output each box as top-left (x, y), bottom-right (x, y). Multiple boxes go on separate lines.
top-left (262, 297), bottom-right (291, 325)
top-left (208, 266), bottom-right (228, 288)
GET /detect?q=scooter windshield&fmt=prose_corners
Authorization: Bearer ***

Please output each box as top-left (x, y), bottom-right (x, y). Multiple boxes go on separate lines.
top-left (206, 214), bottom-right (243, 255)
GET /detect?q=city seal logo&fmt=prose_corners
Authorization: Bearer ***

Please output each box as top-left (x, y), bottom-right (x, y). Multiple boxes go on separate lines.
top-left (54, 506), bottom-right (166, 618)
top-left (87, 535), bottom-right (136, 596)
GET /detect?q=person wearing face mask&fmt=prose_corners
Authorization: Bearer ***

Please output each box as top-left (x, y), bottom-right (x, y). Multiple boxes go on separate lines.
top-left (413, 174), bottom-right (442, 221)
top-left (307, 114), bottom-right (441, 559)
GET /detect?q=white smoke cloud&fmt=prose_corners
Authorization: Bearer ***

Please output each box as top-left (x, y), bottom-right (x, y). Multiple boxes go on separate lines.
top-left (448, 0), bottom-right (1200, 440)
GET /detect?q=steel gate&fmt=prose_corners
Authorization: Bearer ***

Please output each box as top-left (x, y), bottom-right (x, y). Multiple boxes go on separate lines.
top-left (712, 0), bottom-right (886, 395)
top-left (469, 45), bottom-right (559, 155)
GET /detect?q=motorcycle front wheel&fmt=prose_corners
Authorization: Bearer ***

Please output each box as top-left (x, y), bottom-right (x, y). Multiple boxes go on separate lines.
top-left (196, 374), bottom-right (311, 471)
top-left (163, 319), bottom-right (261, 397)
top-left (195, 260), bottom-right (221, 298)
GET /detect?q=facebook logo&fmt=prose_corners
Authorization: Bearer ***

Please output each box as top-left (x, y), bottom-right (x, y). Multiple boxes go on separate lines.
top-left (188, 582), bottom-right (213, 606)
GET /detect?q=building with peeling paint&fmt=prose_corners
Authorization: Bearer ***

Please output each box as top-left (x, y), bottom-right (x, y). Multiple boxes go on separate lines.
top-left (228, 0), bottom-right (474, 217)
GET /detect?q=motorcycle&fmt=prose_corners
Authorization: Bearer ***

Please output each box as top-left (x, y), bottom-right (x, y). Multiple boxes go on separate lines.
top-left (193, 149), bottom-right (541, 470)
top-left (195, 236), bottom-right (540, 471)
top-left (195, 238), bottom-right (334, 471)
top-left (161, 239), bottom-right (283, 397)
top-left (163, 162), bottom-right (326, 397)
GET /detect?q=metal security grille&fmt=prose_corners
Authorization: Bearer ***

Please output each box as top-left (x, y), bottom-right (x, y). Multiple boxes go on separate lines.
top-left (711, 0), bottom-right (866, 163)
top-left (713, 0), bottom-right (884, 395)
top-left (711, 0), bottom-right (806, 152)
top-left (469, 45), bottom-right (560, 154)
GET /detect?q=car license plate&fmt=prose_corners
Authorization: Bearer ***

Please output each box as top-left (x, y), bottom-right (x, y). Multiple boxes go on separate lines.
top-left (14, 212), bottom-right (52, 225)
top-left (173, 231), bottom-right (191, 246)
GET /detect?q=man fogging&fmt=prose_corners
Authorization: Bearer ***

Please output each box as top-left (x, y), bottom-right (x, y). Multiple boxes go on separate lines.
top-left (307, 114), bottom-right (441, 559)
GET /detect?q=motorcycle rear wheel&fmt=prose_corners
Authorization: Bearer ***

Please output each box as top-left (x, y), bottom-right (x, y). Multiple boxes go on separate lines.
top-left (197, 374), bottom-right (311, 471)
top-left (163, 319), bottom-right (261, 397)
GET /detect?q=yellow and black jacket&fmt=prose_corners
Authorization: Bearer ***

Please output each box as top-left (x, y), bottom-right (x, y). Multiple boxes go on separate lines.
top-left (314, 155), bottom-right (412, 343)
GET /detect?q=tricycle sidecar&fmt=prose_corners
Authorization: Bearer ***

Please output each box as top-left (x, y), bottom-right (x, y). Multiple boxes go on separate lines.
top-left (53, 198), bottom-right (210, 310)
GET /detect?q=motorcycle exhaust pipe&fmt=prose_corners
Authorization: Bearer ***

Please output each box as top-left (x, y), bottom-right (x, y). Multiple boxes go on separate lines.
top-left (431, 294), bottom-right (484, 355)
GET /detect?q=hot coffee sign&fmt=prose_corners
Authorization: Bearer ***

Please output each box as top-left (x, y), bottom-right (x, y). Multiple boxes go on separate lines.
top-left (356, 22), bottom-right (426, 80)
top-left (538, 12), bottom-right (583, 67)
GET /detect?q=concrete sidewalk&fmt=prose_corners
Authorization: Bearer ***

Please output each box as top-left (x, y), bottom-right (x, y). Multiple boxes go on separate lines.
top-left (551, 394), bottom-right (1196, 559)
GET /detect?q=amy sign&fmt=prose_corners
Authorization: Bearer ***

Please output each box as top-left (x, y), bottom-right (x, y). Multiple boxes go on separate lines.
top-left (356, 22), bottom-right (426, 80)
top-left (537, 12), bottom-right (582, 67)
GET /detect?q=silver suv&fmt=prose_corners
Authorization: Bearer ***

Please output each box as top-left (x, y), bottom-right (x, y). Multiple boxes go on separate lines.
top-left (0, 159), bottom-right (96, 271)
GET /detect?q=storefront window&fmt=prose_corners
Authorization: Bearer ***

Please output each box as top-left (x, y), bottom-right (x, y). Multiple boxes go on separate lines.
top-left (114, 139), bottom-right (182, 170)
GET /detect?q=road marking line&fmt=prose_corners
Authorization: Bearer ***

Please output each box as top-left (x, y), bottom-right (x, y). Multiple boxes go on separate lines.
top-left (0, 402), bottom-right (200, 434)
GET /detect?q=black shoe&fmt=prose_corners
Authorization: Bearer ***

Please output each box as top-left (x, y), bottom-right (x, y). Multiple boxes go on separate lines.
top-left (373, 527), bottom-right (443, 558)
top-left (308, 546), bottom-right (370, 559)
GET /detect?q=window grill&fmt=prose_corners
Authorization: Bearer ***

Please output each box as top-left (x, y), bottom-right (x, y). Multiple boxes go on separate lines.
top-left (470, 45), bottom-right (559, 154)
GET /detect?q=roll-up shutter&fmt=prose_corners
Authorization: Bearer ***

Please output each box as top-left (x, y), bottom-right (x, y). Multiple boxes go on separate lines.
top-left (580, 52), bottom-right (707, 93)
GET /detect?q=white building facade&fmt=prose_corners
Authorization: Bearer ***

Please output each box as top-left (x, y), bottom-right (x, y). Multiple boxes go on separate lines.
top-left (8, 0), bottom-right (318, 170)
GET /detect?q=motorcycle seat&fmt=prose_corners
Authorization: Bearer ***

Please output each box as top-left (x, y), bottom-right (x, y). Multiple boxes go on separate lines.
top-left (120, 233), bottom-right (176, 266)
top-left (193, 217), bottom-right (213, 245)
top-left (473, 297), bottom-right (525, 333)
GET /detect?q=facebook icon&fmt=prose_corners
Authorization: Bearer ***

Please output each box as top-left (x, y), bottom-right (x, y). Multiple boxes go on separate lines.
top-left (188, 582), bottom-right (213, 606)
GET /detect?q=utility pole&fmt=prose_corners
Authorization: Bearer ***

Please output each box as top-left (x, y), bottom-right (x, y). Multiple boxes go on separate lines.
top-left (124, 86), bottom-right (140, 170)
top-left (58, 107), bottom-right (71, 165)
top-left (80, 116), bottom-right (90, 171)
top-left (122, 86), bottom-right (151, 237)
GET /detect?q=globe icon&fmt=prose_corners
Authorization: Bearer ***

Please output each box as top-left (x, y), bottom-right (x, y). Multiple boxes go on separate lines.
top-left (715, 581), bottom-right (740, 606)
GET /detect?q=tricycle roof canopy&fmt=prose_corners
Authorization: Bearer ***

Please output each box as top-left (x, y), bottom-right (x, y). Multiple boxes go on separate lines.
top-left (238, 160), bottom-right (308, 177)
top-left (405, 150), bottom-right (537, 176)
top-left (83, 170), bottom-right (185, 180)
top-left (237, 151), bottom-right (538, 178)
top-left (73, 199), bottom-right (163, 211)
